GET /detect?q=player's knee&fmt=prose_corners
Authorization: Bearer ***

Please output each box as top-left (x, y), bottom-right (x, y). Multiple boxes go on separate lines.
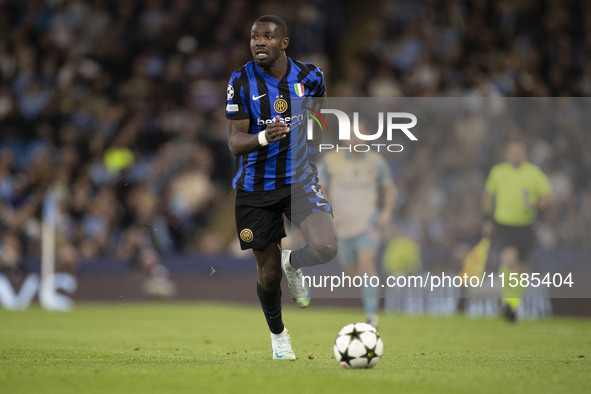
top-left (258, 271), bottom-right (281, 290)
top-left (257, 265), bottom-right (282, 290)
top-left (309, 238), bottom-right (338, 264)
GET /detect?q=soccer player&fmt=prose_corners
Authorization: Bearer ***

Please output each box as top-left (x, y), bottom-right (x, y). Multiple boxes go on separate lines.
top-left (225, 15), bottom-right (337, 359)
top-left (318, 130), bottom-right (397, 328)
top-left (482, 140), bottom-right (552, 321)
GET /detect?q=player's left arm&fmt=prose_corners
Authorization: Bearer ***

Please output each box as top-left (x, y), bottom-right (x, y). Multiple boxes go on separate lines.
top-left (534, 168), bottom-right (553, 211)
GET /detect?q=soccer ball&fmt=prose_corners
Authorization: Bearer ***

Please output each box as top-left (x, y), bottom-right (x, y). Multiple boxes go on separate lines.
top-left (333, 322), bottom-right (383, 369)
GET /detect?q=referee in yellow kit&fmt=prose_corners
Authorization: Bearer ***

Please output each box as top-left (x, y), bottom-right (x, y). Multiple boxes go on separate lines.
top-left (482, 139), bottom-right (553, 321)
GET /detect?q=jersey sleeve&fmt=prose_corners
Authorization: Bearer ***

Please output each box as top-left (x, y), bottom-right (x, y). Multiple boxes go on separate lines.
top-left (225, 70), bottom-right (250, 120)
top-left (313, 66), bottom-right (326, 97)
top-left (534, 166), bottom-right (551, 197)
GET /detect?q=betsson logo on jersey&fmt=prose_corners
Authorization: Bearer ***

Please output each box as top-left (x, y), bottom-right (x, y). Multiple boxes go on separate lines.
top-left (256, 113), bottom-right (305, 126)
top-left (306, 109), bottom-right (418, 153)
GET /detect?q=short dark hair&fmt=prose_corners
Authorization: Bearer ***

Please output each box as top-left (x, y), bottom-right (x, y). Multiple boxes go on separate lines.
top-left (254, 15), bottom-right (288, 38)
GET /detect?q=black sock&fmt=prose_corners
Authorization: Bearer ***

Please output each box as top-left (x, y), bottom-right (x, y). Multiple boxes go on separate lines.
top-left (290, 245), bottom-right (323, 269)
top-left (257, 283), bottom-right (284, 334)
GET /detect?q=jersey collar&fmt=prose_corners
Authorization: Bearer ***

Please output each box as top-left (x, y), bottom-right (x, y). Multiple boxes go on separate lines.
top-left (253, 57), bottom-right (292, 82)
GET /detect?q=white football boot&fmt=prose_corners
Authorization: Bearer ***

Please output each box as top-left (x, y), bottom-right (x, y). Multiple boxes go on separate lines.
top-left (271, 328), bottom-right (296, 360)
top-left (281, 249), bottom-right (310, 308)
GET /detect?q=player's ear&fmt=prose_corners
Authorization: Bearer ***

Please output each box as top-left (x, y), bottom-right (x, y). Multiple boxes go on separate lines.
top-left (281, 37), bottom-right (289, 50)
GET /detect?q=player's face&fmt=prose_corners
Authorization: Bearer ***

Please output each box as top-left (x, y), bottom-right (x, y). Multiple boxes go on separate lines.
top-left (506, 142), bottom-right (527, 167)
top-left (250, 22), bottom-right (288, 67)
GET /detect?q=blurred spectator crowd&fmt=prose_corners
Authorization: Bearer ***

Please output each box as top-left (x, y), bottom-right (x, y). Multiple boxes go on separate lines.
top-left (346, 0), bottom-right (591, 259)
top-left (0, 0), bottom-right (589, 276)
top-left (0, 0), bottom-right (343, 275)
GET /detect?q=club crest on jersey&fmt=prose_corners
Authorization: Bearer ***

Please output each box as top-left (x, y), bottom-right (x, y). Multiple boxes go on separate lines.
top-left (274, 97), bottom-right (288, 113)
top-left (294, 83), bottom-right (305, 97)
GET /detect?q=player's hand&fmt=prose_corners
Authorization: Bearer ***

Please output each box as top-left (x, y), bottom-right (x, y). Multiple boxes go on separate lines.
top-left (265, 115), bottom-right (290, 142)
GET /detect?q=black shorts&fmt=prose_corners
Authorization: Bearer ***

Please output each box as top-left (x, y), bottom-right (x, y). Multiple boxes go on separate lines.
top-left (494, 222), bottom-right (535, 262)
top-left (235, 180), bottom-right (333, 250)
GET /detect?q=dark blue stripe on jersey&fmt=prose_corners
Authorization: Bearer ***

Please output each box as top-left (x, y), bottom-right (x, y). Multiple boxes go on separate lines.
top-left (234, 155), bottom-right (244, 186)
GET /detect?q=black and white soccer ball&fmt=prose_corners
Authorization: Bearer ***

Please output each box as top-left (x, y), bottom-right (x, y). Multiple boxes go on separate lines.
top-left (333, 322), bottom-right (383, 369)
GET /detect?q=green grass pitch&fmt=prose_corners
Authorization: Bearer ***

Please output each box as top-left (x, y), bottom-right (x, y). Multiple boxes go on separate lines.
top-left (1, 302), bottom-right (590, 394)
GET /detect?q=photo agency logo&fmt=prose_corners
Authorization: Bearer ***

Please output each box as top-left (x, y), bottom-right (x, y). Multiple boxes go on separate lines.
top-left (306, 108), bottom-right (418, 152)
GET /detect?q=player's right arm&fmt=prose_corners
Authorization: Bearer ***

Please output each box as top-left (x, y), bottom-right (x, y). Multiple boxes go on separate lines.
top-left (227, 118), bottom-right (258, 156)
top-left (226, 69), bottom-right (288, 156)
top-left (227, 116), bottom-right (290, 156)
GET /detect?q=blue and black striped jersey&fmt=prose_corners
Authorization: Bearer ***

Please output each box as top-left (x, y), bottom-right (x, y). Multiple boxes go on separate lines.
top-left (226, 57), bottom-right (325, 191)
